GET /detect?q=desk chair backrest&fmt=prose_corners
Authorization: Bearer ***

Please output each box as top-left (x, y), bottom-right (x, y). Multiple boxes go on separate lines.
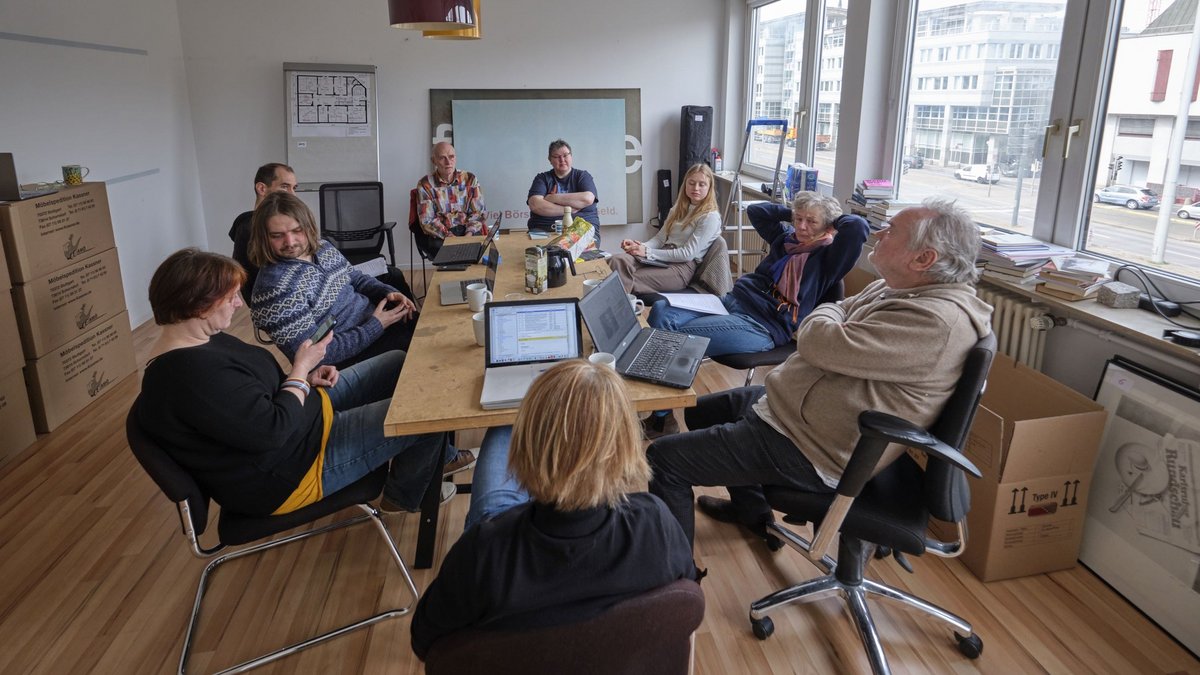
top-left (319, 182), bottom-right (389, 265)
top-left (922, 331), bottom-right (997, 524)
top-left (424, 579), bottom-right (705, 675)
top-left (126, 398), bottom-right (213, 537)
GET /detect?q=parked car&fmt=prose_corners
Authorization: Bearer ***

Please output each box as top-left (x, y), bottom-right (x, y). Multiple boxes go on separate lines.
top-left (815, 141), bottom-right (830, 151)
top-left (953, 164), bottom-right (1000, 184)
top-left (1093, 184), bottom-right (1160, 210)
top-left (1001, 164), bottom-right (1034, 178)
top-left (902, 154), bottom-right (923, 169)
top-left (1176, 201), bottom-right (1200, 219)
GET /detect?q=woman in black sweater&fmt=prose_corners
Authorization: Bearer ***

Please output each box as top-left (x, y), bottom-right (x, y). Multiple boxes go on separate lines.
top-left (411, 360), bottom-right (697, 659)
top-left (136, 248), bottom-right (445, 516)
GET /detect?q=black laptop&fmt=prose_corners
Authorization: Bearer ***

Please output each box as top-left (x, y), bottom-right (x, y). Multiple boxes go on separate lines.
top-left (578, 273), bottom-right (709, 388)
top-left (431, 214), bottom-right (502, 266)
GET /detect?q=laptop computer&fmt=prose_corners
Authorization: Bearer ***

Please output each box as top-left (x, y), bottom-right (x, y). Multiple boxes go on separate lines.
top-left (479, 298), bottom-right (583, 409)
top-left (431, 214), bottom-right (502, 266)
top-left (0, 153), bottom-right (58, 202)
top-left (578, 273), bottom-right (709, 389)
top-left (439, 242), bottom-right (500, 305)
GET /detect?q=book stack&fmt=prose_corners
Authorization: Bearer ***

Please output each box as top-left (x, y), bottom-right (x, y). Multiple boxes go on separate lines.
top-left (853, 179), bottom-right (894, 201)
top-left (1034, 257), bottom-right (1113, 302)
top-left (978, 231), bottom-right (1073, 268)
top-left (980, 257), bottom-right (1049, 286)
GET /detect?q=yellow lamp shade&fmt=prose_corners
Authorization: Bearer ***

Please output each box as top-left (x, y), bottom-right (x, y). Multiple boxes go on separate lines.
top-left (424, 0), bottom-right (481, 39)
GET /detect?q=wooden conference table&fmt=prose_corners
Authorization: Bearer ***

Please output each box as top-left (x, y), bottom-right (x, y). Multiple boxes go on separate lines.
top-left (384, 233), bottom-right (698, 567)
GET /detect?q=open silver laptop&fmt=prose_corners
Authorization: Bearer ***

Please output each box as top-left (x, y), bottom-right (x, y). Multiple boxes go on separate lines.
top-left (431, 215), bottom-right (501, 266)
top-left (439, 242), bottom-right (499, 305)
top-left (479, 298), bottom-right (583, 410)
top-left (578, 273), bottom-right (709, 388)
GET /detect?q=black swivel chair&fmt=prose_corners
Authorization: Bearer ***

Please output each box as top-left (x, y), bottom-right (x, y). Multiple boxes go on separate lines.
top-left (424, 579), bottom-right (705, 675)
top-left (747, 333), bottom-right (996, 675)
top-left (125, 401), bottom-right (420, 674)
top-left (318, 181), bottom-right (398, 267)
top-left (710, 279), bottom-right (845, 387)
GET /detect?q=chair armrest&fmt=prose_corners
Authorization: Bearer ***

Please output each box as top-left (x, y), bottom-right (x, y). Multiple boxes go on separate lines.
top-left (806, 410), bottom-right (981, 563)
top-left (382, 221), bottom-right (397, 266)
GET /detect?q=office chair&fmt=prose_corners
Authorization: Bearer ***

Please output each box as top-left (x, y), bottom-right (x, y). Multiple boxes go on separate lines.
top-left (747, 333), bottom-right (996, 675)
top-left (407, 187), bottom-right (435, 302)
top-left (318, 181), bottom-right (398, 267)
top-left (710, 279), bottom-right (845, 387)
top-left (424, 579), bottom-right (705, 675)
top-left (125, 401), bottom-right (419, 674)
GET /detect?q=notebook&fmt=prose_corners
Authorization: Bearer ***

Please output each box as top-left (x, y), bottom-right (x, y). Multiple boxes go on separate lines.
top-left (439, 242), bottom-right (499, 305)
top-left (578, 273), bottom-right (709, 389)
top-left (431, 215), bottom-right (502, 266)
top-left (479, 298), bottom-right (583, 409)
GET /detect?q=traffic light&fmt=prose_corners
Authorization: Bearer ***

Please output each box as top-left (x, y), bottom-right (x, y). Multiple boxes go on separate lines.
top-left (1116, 156), bottom-right (1125, 171)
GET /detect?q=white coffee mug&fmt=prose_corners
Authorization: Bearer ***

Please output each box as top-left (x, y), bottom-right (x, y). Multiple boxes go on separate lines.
top-left (467, 283), bottom-right (493, 312)
top-left (588, 352), bottom-right (617, 369)
top-left (627, 294), bottom-right (645, 315)
top-left (472, 311), bottom-right (486, 347)
top-left (582, 278), bottom-right (603, 295)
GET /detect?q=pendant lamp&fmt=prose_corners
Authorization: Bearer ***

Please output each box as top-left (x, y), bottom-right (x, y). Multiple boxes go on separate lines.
top-left (424, 0), bottom-right (481, 39)
top-left (389, 0), bottom-right (476, 30)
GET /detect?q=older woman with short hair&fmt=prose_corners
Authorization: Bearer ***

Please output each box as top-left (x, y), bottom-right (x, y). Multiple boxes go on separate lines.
top-left (410, 360), bottom-right (696, 661)
top-left (136, 248), bottom-right (446, 517)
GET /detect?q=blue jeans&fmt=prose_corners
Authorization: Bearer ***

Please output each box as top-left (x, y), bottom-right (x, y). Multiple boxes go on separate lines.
top-left (647, 296), bottom-right (774, 357)
top-left (647, 386), bottom-right (831, 545)
top-left (463, 425), bottom-right (530, 531)
top-left (321, 350), bottom-right (449, 509)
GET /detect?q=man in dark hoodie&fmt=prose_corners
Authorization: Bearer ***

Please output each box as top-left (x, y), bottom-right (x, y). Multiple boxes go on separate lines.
top-left (647, 198), bottom-right (993, 545)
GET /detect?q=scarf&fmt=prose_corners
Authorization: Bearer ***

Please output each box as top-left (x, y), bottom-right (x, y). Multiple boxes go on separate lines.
top-left (770, 232), bottom-right (834, 307)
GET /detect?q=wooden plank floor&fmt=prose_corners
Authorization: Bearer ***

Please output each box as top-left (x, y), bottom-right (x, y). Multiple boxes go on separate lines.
top-left (1, 273), bottom-right (1197, 674)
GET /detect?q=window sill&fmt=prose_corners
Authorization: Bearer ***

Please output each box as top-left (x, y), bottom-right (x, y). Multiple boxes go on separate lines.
top-left (977, 274), bottom-right (1200, 368)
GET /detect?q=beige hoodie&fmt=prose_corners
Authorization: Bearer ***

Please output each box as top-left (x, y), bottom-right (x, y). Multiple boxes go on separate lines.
top-left (753, 278), bottom-right (993, 488)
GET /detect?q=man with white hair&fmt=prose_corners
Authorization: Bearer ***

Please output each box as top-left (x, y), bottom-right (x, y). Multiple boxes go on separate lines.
top-left (647, 198), bottom-right (993, 546)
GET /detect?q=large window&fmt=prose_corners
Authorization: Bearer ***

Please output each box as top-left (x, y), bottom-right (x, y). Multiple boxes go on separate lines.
top-left (1082, 4), bottom-right (1200, 281)
top-left (894, 1), bottom-right (1067, 237)
top-left (744, 0), bottom-right (850, 184)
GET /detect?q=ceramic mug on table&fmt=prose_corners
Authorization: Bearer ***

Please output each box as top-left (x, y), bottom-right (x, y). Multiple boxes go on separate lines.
top-left (62, 165), bottom-right (90, 185)
top-left (588, 352), bottom-right (617, 369)
top-left (472, 312), bottom-right (486, 347)
top-left (627, 294), bottom-right (645, 315)
top-left (582, 278), bottom-right (603, 295)
top-left (467, 283), bottom-right (492, 312)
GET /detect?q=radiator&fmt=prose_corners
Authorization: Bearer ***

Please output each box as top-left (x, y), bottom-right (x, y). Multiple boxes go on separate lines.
top-left (977, 285), bottom-right (1054, 370)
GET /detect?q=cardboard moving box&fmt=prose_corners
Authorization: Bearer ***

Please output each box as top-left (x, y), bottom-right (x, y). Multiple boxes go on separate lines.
top-left (944, 354), bottom-right (1107, 581)
top-left (0, 183), bottom-right (116, 283)
top-left (25, 311), bottom-right (135, 433)
top-left (0, 367), bottom-right (37, 462)
top-left (0, 294), bottom-right (22, 376)
top-left (13, 247), bottom-right (126, 359)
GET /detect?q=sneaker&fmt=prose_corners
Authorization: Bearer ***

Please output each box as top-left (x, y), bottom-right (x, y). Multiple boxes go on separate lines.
top-left (443, 448), bottom-right (477, 477)
top-left (379, 481), bottom-right (456, 513)
top-left (641, 412), bottom-right (679, 440)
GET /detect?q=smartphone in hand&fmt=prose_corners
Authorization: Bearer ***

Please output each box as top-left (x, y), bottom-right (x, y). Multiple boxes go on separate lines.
top-left (310, 316), bottom-right (336, 343)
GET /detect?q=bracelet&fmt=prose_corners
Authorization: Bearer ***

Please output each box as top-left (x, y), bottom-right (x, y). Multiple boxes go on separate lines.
top-left (281, 379), bottom-right (311, 396)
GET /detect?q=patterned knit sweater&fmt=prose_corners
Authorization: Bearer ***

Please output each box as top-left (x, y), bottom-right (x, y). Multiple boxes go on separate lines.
top-left (251, 241), bottom-right (396, 365)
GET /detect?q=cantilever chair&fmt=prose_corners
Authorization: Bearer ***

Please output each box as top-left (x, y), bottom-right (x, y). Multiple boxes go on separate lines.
top-left (407, 187), bottom-right (435, 302)
top-left (710, 279), bottom-right (845, 387)
top-left (318, 181), bottom-right (398, 266)
top-left (125, 401), bottom-right (419, 674)
top-left (424, 579), bottom-right (705, 675)
top-left (747, 333), bottom-right (996, 675)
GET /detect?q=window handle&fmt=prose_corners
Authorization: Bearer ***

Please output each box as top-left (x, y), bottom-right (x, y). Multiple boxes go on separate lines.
top-left (1063, 119), bottom-right (1082, 160)
top-left (1042, 119), bottom-right (1062, 158)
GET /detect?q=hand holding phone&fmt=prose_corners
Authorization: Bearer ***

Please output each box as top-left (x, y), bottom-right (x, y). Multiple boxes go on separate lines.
top-left (310, 315), bottom-right (336, 343)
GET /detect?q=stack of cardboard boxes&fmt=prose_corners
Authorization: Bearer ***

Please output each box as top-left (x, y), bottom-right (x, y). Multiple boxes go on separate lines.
top-left (0, 182), bottom-right (136, 435)
top-left (0, 242), bottom-right (36, 460)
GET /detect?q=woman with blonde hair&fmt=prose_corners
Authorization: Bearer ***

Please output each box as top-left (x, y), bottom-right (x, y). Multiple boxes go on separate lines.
top-left (608, 163), bottom-right (722, 294)
top-left (410, 360), bottom-right (696, 660)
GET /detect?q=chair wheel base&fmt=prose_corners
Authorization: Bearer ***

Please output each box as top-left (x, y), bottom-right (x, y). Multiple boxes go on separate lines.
top-left (955, 632), bottom-right (983, 659)
top-left (764, 533), bottom-right (784, 551)
top-left (751, 616), bottom-right (774, 640)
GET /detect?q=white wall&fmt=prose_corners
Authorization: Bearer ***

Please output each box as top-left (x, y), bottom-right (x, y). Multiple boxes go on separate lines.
top-left (176, 0), bottom-right (729, 259)
top-left (0, 0), bottom-right (207, 326)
